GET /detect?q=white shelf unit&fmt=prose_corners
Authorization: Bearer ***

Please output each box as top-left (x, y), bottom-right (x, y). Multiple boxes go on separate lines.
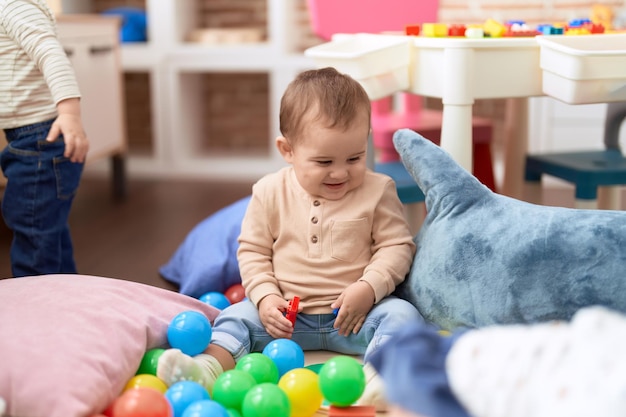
top-left (67, 0), bottom-right (317, 181)
top-left (528, 97), bottom-right (626, 154)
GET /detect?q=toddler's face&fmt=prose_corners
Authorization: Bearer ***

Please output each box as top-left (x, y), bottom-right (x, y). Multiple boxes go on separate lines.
top-left (286, 116), bottom-right (370, 201)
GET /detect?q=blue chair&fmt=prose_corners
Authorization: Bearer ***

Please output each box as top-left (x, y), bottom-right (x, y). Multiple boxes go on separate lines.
top-left (366, 135), bottom-right (425, 232)
top-left (375, 160), bottom-right (425, 204)
top-left (525, 101), bottom-right (626, 209)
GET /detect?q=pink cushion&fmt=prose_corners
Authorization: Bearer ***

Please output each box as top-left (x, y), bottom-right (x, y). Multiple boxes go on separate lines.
top-left (0, 274), bottom-right (220, 417)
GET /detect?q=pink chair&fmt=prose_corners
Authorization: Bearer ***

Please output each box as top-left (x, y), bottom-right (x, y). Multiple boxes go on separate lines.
top-left (306, 0), bottom-right (439, 40)
top-left (371, 94), bottom-right (496, 192)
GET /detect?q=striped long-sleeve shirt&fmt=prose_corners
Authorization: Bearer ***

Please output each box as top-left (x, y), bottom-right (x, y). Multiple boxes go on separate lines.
top-left (0, 0), bottom-right (81, 129)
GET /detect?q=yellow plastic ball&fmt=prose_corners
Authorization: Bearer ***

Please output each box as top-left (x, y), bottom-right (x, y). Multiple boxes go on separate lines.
top-left (278, 368), bottom-right (323, 417)
top-left (124, 374), bottom-right (168, 394)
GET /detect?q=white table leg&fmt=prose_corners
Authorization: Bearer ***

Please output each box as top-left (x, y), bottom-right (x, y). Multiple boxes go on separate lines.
top-left (440, 47), bottom-right (475, 173)
top-left (441, 104), bottom-right (474, 172)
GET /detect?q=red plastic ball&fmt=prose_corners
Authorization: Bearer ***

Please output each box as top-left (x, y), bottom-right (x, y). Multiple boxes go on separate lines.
top-left (112, 387), bottom-right (172, 417)
top-left (224, 284), bottom-right (246, 304)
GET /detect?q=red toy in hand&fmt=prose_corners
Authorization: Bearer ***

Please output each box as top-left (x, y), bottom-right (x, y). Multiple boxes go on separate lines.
top-left (285, 296), bottom-right (299, 326)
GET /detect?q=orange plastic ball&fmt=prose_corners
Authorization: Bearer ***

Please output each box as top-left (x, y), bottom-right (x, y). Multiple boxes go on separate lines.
top-left (113, 387), bottom-right (172, 417)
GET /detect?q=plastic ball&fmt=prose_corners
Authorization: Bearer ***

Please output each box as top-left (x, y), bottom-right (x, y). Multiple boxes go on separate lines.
top-left (226, 409), bottom-right (242, 417)
top-left (101, 401), bottom-right (115, 417)
top-left (241, 383), bottom-right (290, 417)
top-left (278, 368), bottom-right (323, 417)
top-left (136, 348), bottom-right (166, 375)
top-left (224, 284), bottom-right (246, 304)
top-left (167, 310), bottom-right (212, 356)
top-left (199, 291), bottom-right (231, 310)
top-left (113, 387), bottom-right (173, 417)
top-left (212, 369), bottom-right (257, 411)
top-left (124, 374), bottom-right (168, 394)
top-left (261, 339), bottom-right (305, 377)
top-left (164, 381), bottom-right (210, 417)
top-left (235, 353), bottom-right (279, 384)
top-left (181, 400), bottom-right (228, 417)
top-left (318, 356), bottom-right (365, 407)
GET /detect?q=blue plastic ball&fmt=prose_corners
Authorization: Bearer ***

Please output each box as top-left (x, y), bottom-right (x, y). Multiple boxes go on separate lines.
top-left (165, 381), bottom-right (210, 417)
top-left (181, 400), bottom-right (229, 417)
top-left (199, 291), bottom-right (232, 310)
top-left (262, 338), bottom-right (305, 377)
top-left (167, 310), bottom-right (212, 356)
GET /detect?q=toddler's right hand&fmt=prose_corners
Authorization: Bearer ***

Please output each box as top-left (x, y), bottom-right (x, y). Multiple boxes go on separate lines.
top-left (258, 294), bottom-right (294, 339)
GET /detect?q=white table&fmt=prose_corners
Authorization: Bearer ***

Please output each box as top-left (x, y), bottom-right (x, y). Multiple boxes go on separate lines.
top-left (307, 33), bottom-right (626, 200)
top-left (409, 36), bottom-right (544, 198)
top-left (308, 34), bottom-right (544, 198)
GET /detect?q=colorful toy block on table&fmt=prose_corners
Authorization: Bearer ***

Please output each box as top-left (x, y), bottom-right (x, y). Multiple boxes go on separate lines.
top-left (483, 18), bottom-right (506, 37)
top-left (537, 24), bottom-right (565, 35)
top-left (504, 20), bottom-right (540, 37)
top-left (448, 24), bottom-right (466, 36)
top-left (404, 23), bottom-right (420, 36)
top-left (464, 26), bottom-right (484, 38)
top-left (565, 18), bottom-right (605, 34)
top-left (588, 23), bottom-right (606, 33)
top-left (422, 22), bottom-right (448, 37)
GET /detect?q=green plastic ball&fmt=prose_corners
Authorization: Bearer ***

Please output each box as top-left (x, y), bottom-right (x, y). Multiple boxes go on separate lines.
top-left (235, 353), bottom-right (279, 384)
top-left (212, 369), bottom-right (257, 411)
top-left (318, 356), bottom-right (366, 407)
top-left (241, 383), bottom-right (290, 417)
top-left (226, 409), bottom-right (242, 417)
top-left (135, 348), bottom-right (165, 376)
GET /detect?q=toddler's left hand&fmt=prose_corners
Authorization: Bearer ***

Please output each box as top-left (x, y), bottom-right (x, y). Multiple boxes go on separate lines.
top-left (47, 97), bottom-right (89, 163)
top-left (332, 281), bottom-right (375, 336)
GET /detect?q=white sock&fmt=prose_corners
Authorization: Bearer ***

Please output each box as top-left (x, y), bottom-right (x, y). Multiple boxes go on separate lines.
top-left (356, 362), bottom-right (388, 412)
top-left (156, 349), bottom-right (224, 394)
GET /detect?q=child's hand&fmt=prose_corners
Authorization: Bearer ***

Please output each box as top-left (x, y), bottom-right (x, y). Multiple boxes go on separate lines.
top-left (47, 98), bottom-right (89, 163)
top-left (331, 281), bottom-right (375, 336)
top-left (258, 294), bottom-right (295, 339)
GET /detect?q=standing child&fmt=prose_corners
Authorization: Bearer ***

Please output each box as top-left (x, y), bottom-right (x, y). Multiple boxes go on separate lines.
top-left (0, 0), bottom-right (89, 277)
top-left (157, 67), bottom-right (423, 410)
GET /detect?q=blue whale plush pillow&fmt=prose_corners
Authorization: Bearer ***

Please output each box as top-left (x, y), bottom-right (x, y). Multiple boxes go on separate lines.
top-left (392, 129), bottom-right (626, 331)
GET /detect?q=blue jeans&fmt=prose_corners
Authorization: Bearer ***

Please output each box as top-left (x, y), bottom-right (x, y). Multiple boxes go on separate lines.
top-left (1, 119), bottom-right (84, 277)
top-left (210, 296), bottom-right (424, 363)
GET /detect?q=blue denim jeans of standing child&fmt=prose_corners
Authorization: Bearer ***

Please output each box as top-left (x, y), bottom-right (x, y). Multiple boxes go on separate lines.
top-left (209, 295), bottom-right (424, 363)
top-left (1, 119), bottom-right (84, 277)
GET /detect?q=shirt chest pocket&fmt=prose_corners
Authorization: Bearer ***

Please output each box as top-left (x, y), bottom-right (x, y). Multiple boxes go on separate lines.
top-left (330, 218), bottom-right (371, 262)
